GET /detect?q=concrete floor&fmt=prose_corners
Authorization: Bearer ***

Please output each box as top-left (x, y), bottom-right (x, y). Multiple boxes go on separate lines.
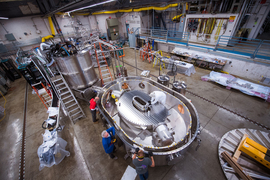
top-left (0, 48), bottom-right (269, 180)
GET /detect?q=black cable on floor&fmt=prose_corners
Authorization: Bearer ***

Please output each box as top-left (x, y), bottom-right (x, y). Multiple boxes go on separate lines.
top-left (19, 82), bottom-right (28, 180)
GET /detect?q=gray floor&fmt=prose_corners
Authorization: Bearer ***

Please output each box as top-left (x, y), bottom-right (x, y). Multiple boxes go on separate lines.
top-left (0, 49), bottom-right (269, 180)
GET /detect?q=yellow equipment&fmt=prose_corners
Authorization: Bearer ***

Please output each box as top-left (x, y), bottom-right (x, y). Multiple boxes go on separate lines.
top-left (172, 14), bottom-right (182, 22)
top-left (92, 3), bottom-right (178, 15)
top-left (41, 16), bottom-right (56, 42)
top-left (239, 137), bottom-right (270, 169)
top-left (153, 50), bottom-right (166, 71)
top-left (214, 19), bottom-right (224, 41)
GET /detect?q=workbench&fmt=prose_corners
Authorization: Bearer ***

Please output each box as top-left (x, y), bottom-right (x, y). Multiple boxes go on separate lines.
top-left (171, 48), bottom-right (228, 71)
top-left (161, 57), bottom-right (196, 76)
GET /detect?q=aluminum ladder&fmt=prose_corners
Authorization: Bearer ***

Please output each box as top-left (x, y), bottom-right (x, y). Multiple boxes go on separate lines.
top-left (51, 74), bottom-right (86, 123)
top-left (94, 42), bottom-right (113, 85)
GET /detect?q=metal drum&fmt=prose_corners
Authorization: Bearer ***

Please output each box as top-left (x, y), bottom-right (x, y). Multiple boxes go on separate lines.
top-left (97, 77), bottom-right (200, 166)
top-left (172, 81), bottom-right (187, 96)
top-left (157, 75), bottom-right (170, 87)
top-left (55, 47), bottom-right (98, 89)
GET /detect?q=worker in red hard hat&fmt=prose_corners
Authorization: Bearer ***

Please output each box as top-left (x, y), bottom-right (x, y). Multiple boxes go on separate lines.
top-left (89, 96), bottom-right (99, 124)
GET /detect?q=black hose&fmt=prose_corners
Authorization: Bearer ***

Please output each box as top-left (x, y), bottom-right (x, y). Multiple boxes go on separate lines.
top-left (42, 121), bottom-right (47, 129)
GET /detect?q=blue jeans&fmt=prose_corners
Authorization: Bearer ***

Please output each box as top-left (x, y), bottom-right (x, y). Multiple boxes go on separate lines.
top-left (139, 171), bottom-right (149, 180)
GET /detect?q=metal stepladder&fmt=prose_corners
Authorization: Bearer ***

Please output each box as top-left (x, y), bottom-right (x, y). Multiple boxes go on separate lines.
top-left (32, 82), bottom-right (52, 110)
top-left (153, 50), bottom-right (166, 71)
top-left (51, 73), bottom-right (86, 123)
top-left (140, 40), bottom-right (153, 63)
top-left (93, 42), bottom-right (113, 86)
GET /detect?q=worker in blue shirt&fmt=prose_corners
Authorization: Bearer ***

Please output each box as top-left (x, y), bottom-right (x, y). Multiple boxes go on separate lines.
top-left (101, 127), bottom-right (117, 159)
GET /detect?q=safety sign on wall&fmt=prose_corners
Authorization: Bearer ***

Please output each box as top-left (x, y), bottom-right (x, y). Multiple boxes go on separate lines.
top-left (229, 16), bottom-right (235, 23)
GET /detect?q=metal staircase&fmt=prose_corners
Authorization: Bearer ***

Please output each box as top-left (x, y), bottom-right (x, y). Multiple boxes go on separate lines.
top-left (51, 74), bottom-right (86, 123)
top-left (94, 42), bottom-right (113, 86)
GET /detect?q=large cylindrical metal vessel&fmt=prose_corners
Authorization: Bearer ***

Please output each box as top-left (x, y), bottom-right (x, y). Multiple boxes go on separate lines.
top-left (172, 81), bottom-right (187, 96)
top-left (55, 47), bottom-right (98, 89)
top-left (157, 75), bottom-right (170, 87)
top-left (97, 77), bottom-right (200, 166)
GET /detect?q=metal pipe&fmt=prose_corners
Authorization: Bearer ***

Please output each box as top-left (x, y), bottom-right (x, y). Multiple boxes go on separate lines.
top-left (41, 16), bottom-right (56, 42)
top-left (153, 9), bottom-right (154, 28)
top-left (219, 0), bottom-right (224, 13)
top-left (112, 50), bottom-right (119, 77)
top-left (44, 0), bottom-right (83, 16)
top-left (51, 15), bottom-right (65, 42)
top-left (110, 56), bottom-right (116, 79)
top-left (148, 9), bottom-right (149, 29)
top-left (0, 22), bottom-right (9, 33)
top-left (231, 0), bottom-right (250, 36)
top-left (87, 15), bottom-right (92, 30)
top-left (48, 16), bottom-right (55, 35)
top-left (135, 48), bottom-right (137, 76)
top-left (122, 53), bottom-right (124, 68)
top-left (115, 51), bottom-right (122, 74)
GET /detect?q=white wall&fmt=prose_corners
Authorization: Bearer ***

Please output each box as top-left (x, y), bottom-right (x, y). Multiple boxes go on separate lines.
top-left (223, 59), bottom-right (270, 81)
top-left (0, 16), bottom-right (51, 43)
top-left (140, 12), bottom-right (151, 30)
top-left (55, 15), bottom-right (93, 36)
top-left (117, 12), bottom-right (151, 38)
top-left (0, 12), bottom-right (151, 49)
top-left (0, 15), bottom-right (99, 50)
top-left (117, 12), bottom-right (130, 38)
top-left (184, 14), bottom-right (239, 45)
top-left (94, 14), bottom-right (116, 35)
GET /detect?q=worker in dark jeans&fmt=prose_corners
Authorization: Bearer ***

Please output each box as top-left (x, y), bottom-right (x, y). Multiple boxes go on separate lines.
top-left (132, 148), bottom-right (155, 180)
top-left (101, 127), bottom-right (118, 159)
top-left (89, 96), bottom-right (99, 124)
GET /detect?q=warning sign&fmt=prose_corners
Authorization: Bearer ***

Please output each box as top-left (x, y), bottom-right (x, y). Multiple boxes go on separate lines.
top-left (229, 16), bottom-right (236, 23)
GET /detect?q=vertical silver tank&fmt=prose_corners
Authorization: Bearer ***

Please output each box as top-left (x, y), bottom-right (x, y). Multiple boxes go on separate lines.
top-left (157, 75), bottom-right (170, 87)
top-left (172, 81), bottom-right (187, 96)
top-left (55, 47), bottom-right (98, 89)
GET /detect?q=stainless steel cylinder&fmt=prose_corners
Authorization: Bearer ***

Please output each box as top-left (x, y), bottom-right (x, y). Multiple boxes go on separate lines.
top-left (157, 75), bottom-right (170, 87)
top-left (172, 81), bottom-right (187, 96)
top-left (153, 122), bottom-right (174, 146)
top-left (97, 77), bottom-right (200, 166)
top-left (55, 47), bottom-right (98, 89)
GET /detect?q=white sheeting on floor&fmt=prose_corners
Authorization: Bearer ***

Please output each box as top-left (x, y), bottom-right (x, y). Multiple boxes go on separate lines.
top-left (121, 165), bottom-right (137, 180)
top-left (202, 71), bottom-right (270, 101)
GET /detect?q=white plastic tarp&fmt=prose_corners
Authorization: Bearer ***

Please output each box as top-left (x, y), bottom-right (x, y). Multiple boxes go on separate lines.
top-left (202, 71), bottom-right (270, 100)
top-left (38, 130), bottom-right (70, 171)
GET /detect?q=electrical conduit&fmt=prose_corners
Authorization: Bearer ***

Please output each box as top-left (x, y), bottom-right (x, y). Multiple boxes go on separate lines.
top-left (92, 3), bottom-right (178, 15)
top-left (55, 3), bottom-right (177, 15)
top-left (41, 16), bottom-right (56, 42)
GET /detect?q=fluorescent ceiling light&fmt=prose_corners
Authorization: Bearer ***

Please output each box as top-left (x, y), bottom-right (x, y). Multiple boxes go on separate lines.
top-left (0, 17), bottom-right (9, 20)
top-left (66, 0), bottom-right (116, 13)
